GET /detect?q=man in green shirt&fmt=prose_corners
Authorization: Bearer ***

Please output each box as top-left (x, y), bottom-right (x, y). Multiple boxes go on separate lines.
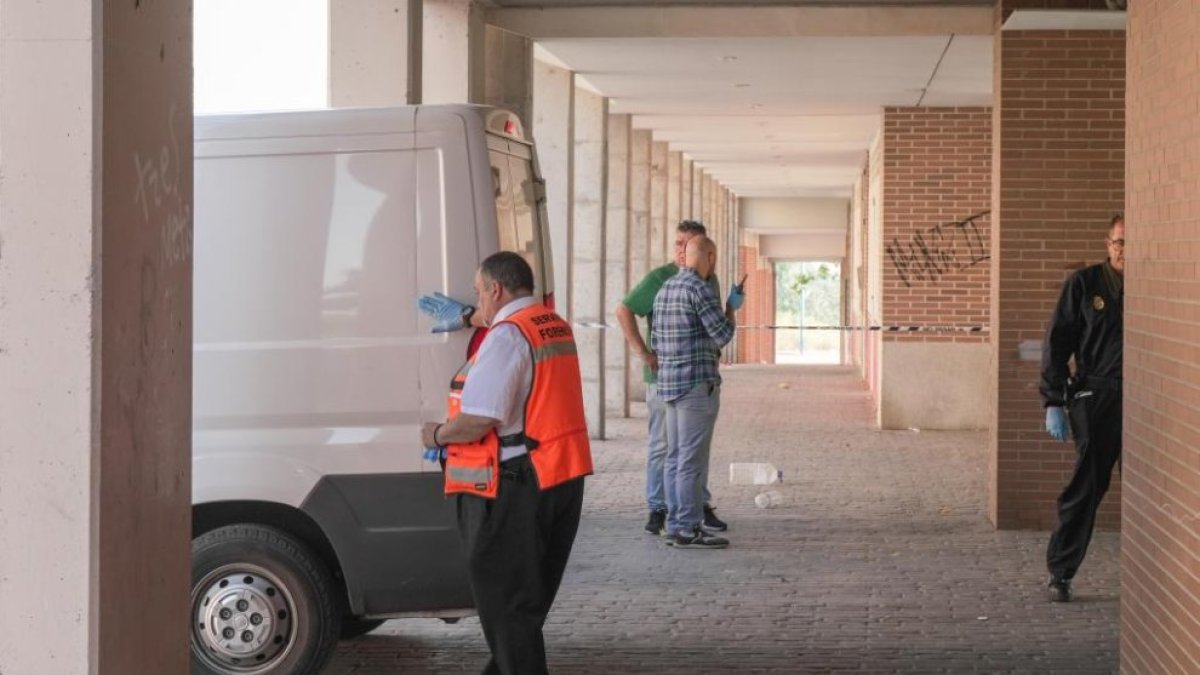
top-left (615, 220), bottom-right (737, 536)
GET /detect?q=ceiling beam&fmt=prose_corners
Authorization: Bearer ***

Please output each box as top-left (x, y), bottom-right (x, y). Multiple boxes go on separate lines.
top-left (487, 6), bottom-right (995, 39)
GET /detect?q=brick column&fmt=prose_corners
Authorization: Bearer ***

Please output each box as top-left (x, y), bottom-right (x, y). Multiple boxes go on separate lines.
top-left (1124, 1), bottom-right (1200, 671)
top-left (734, 229), bottom-right (776, 365)
top-left (879, 107), bottom-right (992, 430)
top-left (762, 256), bottom-right (776, 362)
top-left (991, 27), bottom-right (1125, 529)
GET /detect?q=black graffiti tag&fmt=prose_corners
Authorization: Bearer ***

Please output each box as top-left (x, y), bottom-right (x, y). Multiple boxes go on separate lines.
top-left (886, 211), bottom-right (990, 287)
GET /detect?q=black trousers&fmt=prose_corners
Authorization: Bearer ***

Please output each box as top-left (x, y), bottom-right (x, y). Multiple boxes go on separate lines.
top-left (1046, 384), bottom-right (1122, 580)
top-left (456, 454), bottom-right (585, 675)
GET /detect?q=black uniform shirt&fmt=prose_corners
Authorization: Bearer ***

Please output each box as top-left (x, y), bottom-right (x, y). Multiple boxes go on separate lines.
top-left (1039, 261), bottom-right (1124, 407)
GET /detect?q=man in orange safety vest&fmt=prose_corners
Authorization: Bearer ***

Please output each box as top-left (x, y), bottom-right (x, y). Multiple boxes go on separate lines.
top-left (421, 251), bottom-right (592, 675)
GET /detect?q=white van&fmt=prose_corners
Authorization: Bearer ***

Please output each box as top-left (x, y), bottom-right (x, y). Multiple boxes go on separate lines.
top-left (190, 105), bottom-right (555, 675)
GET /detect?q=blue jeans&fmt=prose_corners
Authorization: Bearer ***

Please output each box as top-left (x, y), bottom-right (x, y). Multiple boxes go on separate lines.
top-left (646, 382), bottom-right (713, 513)
top-left (663, 382), bottom-right (721, 535)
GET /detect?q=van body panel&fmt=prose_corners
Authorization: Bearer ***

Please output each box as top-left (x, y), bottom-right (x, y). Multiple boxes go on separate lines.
top-left (193, 105), bottom-right (550, 619)
top-left (300, 473), bottom-right (473, 616)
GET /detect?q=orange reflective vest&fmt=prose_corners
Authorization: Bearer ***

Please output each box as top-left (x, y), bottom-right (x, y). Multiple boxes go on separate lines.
top-left (443, 303), bottom-right (593, 498)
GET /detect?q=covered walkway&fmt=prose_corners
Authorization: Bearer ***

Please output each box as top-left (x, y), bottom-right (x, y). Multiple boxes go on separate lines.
top-left (330, 366), bottom-right (1119, 674)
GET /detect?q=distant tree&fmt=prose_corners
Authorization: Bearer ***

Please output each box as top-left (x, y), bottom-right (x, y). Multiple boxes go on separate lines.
top-left (776, 262), bottom-right (840, 325)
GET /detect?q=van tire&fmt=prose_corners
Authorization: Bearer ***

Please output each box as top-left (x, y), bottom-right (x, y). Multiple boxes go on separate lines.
top-left (191, 524), bottom-right (341, 675)
top-left (339, 618), bottom-right (386, 640)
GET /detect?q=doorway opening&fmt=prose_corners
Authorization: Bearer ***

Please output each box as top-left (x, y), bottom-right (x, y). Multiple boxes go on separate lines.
top-left (774, 260), bottom-right (842, 365)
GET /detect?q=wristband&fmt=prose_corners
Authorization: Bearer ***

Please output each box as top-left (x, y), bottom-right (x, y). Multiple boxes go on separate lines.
top-left (433, 423), bottom-right (444, 447)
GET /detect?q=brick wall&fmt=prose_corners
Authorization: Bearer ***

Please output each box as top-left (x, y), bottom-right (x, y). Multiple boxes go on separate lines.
top-left (991, 30), bottom-right (1125, 529)
top-left (1124, 1), bottom-right (1200, 672)
top-left (736, 242), bottom-right (774, 364)
top-left (881, 108), bottom-right (992, 347)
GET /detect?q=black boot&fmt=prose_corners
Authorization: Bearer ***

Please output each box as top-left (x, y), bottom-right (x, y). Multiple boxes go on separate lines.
top-left (1047, 575), bottom-right (1072, 603)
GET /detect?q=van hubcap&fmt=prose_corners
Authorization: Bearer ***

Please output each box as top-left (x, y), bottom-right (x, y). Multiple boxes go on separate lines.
top-left (192, 564), bottom-right (295, 673)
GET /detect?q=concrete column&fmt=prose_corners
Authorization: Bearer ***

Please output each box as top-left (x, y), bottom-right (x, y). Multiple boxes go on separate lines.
top-left (718, 185), bottom-right (730, 294)
top-left (422, 0), bottom-right (479, 104)
top-left (1125, 2), bottom-right (1200, 669)
top-left (667, 151), bottom-right (682, 241)
top-left (848, 169), bottom-right (868, 374)
top-left (477, 26), bottom-right (534, 128)
top-left (866, 130), bottom-right (884, 418)
top-left (329, 0), bottom-right (415, 106)
top-left (692, 165), bottom-right (704, 222)
top-left (532, 59), bottom-right (574, 314)
top-left (605, 114), bottom-right (631, 417)
top-left (991, 22), bottom-right (1125, 530)
top-left (681, 157), bottom-right (694, 220)
top-left (0, 1), bottom-right (192, 672)
top-left (701, 174), bottom-right (714, 238)
top-left (650, 141), bottom-right (670, 269)
top-left (724, 188), bottom-right (737, 361)
top-left (725, 189), bottom-right (733, 276)
top-left (627, 129), bottom-right (652, 402)
top-left (572, 89), bottom-right (607, 439)
top-left (628, 130), bottom-right (652, 287)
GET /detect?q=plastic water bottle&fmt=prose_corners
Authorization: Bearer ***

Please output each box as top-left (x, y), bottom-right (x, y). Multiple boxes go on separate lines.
top-left (754, 490), bottom-right (784, 509)
top-left (729, 462), bottom-right (780, 485)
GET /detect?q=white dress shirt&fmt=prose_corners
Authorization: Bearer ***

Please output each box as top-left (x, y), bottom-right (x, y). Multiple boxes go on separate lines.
top-left (460, 296), bottom-right (537, 461)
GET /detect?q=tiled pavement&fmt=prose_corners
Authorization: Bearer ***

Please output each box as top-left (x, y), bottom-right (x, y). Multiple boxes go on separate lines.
top-left (327, 365), bottom-right (1120, 674)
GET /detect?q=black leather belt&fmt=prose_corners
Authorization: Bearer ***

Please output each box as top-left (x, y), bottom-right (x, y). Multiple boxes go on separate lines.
top-left (498, 432), bottom-right (527, 448)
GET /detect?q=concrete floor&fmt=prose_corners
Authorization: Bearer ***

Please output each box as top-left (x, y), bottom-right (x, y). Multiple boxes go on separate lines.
top-left (328, 365), bottom-right (1120, 674)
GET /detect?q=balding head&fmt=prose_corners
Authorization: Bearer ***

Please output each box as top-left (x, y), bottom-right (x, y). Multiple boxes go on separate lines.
top-left (684, 235), bottom-right (718, 279)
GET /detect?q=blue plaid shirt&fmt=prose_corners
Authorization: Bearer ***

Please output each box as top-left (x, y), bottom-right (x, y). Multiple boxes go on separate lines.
top-left (650, 267), bottom-right (735, 402)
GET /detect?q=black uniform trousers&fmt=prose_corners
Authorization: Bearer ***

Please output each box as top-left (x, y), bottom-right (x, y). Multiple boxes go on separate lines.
top-left (1046, 381), bottom-right (1122, 580)
top-left (456, 453), bottom-right (585, 675)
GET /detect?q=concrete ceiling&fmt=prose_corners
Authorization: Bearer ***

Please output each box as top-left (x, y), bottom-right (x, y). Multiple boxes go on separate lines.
top-left (535, 31), bottom-right (993, 198)
top-left (500, 5), bottom-right (997, 197)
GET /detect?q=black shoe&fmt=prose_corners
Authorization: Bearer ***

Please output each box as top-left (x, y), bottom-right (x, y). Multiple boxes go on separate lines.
top-left (1048, 576), bottom-right (1072, 603)
top-left (702, 504), bottom-right (728, 532)
top-left (644, 509), bottom-right (667, 536)
top-left (667, 526), bottom-right (729, 549)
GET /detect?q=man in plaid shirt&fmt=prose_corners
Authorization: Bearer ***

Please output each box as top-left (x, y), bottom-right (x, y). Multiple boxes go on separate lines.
top-left (651, 235), bottom-right (743, 548)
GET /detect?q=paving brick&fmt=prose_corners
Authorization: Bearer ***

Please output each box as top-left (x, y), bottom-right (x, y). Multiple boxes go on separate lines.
top-left (328, 366), bottom-right (1118, 674)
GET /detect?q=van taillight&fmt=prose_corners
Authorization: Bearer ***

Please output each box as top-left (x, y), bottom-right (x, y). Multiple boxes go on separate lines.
top-left (544, 292), bottom-right (555, 311)
top-left (467, 327), bottom-right (488, 359)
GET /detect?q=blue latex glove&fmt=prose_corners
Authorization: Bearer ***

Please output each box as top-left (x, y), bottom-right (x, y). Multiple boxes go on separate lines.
top-left (1045, 407), bottom-right (1070, 441)
top-left (726, 283), bottom-right (745, 311)
top-left (417, 292), bottom-right (474, 333)
top-left (423, 447), bottom-right (446, 463)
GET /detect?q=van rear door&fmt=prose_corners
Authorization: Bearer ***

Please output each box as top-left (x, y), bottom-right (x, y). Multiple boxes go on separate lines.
top-left (487, 133), bottom-right (555, 309)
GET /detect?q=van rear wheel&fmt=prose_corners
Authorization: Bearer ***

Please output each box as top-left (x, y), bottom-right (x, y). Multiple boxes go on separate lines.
top-left (191, 524), bottom-right (341, 675)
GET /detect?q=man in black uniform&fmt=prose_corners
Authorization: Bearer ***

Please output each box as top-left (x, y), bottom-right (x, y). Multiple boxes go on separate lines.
top-left (1040, 214), bottom-right (1125, 603)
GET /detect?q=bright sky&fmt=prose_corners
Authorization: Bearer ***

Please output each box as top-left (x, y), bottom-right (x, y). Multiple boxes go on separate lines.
top-left (194, 0), bottom-right (328, 114)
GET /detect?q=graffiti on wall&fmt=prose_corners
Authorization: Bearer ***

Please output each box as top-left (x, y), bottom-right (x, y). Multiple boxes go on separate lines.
top-left (886, 210), bottom-right (989, 287)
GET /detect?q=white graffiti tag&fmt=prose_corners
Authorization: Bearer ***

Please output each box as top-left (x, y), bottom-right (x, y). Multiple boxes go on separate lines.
top-left (133, 102), bottom-right (192, 266)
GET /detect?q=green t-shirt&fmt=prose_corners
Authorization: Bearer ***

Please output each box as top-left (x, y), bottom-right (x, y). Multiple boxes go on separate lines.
top-left (621, 263), bottom-right (721, 383)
